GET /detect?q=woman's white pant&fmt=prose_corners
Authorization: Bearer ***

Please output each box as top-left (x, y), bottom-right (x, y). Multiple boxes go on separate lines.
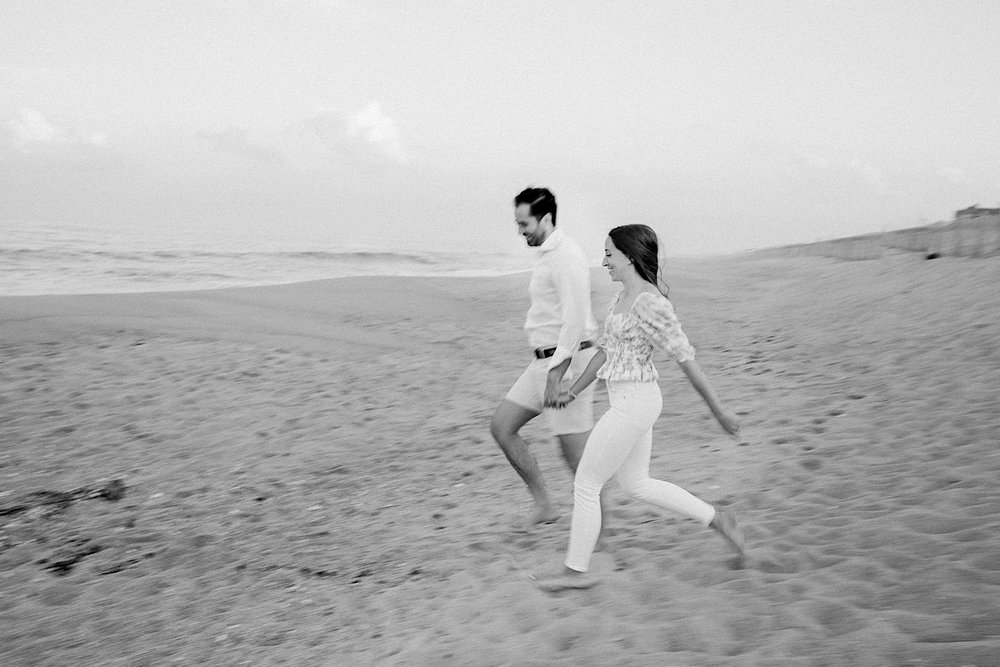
top-left (566, 381), bottom-right (716, 572)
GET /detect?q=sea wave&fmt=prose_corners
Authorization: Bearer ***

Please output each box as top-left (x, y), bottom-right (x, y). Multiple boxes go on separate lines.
top-left (0, 245), bottom-right (534, 296)
top-left (0, 246), bottom-right (441, 262)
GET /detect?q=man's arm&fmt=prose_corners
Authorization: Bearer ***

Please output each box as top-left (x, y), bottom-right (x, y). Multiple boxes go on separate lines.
top-left (547, 249), bottom-right (591, 371)
top-left (551, 349), bottom-right (607, 408)
top-left (543, 358), bottom-right (572, 408)
top-left (542, 249), bottom-right (591, 406)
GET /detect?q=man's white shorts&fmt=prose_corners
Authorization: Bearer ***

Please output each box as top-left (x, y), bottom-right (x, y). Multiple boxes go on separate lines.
top-left (504, 347), bottom-right (598, 435)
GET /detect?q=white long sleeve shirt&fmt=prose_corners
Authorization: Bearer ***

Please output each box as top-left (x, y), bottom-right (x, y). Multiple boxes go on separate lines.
top-left (524, 227), bottom-right (599, 370)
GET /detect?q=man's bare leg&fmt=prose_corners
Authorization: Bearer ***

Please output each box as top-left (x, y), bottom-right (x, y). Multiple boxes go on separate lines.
top-left (491, 399), bottom-right (559, 524)
top-left (558, 431), bottom-right (611, 547)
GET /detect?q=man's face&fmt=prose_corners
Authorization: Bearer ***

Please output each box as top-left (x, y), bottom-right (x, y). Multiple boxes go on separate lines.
top-left (515, 204), bottom-right (548, 247)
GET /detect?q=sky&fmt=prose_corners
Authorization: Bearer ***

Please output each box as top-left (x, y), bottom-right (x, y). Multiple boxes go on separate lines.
top-left (2, 0), bottom-right (999, 258)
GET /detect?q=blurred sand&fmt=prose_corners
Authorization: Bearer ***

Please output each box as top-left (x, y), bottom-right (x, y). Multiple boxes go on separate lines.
top-left (2, 251), bottom-right (999, 665)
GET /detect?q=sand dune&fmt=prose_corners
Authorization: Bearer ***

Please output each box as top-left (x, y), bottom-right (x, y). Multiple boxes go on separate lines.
top-left (2, 251), bottom-right (999, 665)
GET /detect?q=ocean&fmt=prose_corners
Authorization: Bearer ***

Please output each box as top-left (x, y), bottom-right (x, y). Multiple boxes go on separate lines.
top-left (0, 220), bottom-right (537, 296)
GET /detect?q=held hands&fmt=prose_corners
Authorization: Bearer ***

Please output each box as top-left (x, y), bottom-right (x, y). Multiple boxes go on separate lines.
top-left (543, 377), bottom-right (577, 409)
top-left (549, 389), bottom-right (577, 409)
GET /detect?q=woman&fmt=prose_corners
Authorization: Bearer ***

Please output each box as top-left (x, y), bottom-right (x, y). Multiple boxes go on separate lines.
top-left (537, 224), bottom-right (745, 592)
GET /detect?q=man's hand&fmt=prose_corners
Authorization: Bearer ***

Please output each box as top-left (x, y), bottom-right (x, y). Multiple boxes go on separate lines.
top-left (546, 389), bottom-right (577, 410)
top-left (543, 359), bottom-right (571, 408)
top-left (543, 374), bottom-right (563, 408)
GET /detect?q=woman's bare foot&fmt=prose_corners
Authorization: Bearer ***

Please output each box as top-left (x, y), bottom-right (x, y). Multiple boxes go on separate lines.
top-left (710, 508), bottom-right (747, 560)
top-left (535, 566), bottom-right (599, 592)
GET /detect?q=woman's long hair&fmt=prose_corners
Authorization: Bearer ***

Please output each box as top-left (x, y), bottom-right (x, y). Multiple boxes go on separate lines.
top-left (608, 224), bottom-right (669, 297)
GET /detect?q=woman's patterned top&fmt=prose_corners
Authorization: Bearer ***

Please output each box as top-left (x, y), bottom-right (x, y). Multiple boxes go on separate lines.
top-left (597, 290), bottom-right (695, 382)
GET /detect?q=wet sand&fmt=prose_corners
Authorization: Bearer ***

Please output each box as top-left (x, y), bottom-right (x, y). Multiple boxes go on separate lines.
top-left (2, 251), bottom-right (999, 665)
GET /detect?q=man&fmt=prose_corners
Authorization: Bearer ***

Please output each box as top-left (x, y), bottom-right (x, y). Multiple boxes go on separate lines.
top-left (490, 187), bottom-right (600, 526)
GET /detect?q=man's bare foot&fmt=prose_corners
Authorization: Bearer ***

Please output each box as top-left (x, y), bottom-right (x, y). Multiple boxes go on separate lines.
top-left (535, 566), bottom-right (599, 592)
top-left (710, 508), bottom-right (747, 560)
top-left (531, 503), bottom-right (560, 525)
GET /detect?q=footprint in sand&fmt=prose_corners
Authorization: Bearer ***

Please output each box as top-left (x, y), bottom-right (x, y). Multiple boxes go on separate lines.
top-left (800, 458), bottom-right (822, 471)
top-left (805, 599), bottom-right (866, 637)
top-left (898, 511), bottom-right (980, 535)
top-left (37, 583), bottom-right (84, 607)
top-left (968, 552), bottom-right (1000, 571)
top-left (752, 546), bottom-right (803, 574)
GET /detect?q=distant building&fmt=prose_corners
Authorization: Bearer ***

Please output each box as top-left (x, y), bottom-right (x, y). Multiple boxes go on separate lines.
top-left (955, 205), bottom-right (1000, 222)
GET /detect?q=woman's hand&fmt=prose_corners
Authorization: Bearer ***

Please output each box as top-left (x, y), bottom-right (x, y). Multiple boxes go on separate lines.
top-left (550, 389), bottom-right (577, 409)
top-left (714, 408), bottom-right (741, 435)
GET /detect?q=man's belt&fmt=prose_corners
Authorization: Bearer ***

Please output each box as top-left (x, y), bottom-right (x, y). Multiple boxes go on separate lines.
top-left (534, 340), bottom-right (595, 360)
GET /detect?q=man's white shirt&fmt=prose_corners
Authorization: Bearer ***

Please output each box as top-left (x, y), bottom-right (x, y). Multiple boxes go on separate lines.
top-left (524, 227), bottom-right (599, 370)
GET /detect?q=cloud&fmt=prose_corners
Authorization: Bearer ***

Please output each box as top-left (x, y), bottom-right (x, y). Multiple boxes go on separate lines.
top-left (303, 101), bottom-right (408, 164)
top-left (197, 128), bottom-right (284, 164)
top-left (937, 166), bottom-right (967, 185)
top-left (275, 0), bottom-right (345, 8)
top-left (6, 108), bottom-right (62, 144)
top-left (0, 62), bottom-right (65, 92)
top-left (0, 63), bottom-right (60, 78)
top-left (274, 0), bottom-right (381, 21)
top-left (346, 101), bottom-right (406, 162)
top-left (801, 153), bottom-right (830, 170)
top-left (294, 0), bottom-right (347, 8)
top-left (2, 108), bottom-right (105, 149)
top-left (848, 159), bottom-right (884, 187)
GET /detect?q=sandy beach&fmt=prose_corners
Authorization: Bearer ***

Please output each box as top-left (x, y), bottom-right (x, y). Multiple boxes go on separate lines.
top-left (2, 250), bottom-right (999, 666)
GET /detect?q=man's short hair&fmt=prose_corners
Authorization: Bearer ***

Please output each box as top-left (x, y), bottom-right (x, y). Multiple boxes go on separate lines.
top-left (514, 187), bottom-right (557, 226)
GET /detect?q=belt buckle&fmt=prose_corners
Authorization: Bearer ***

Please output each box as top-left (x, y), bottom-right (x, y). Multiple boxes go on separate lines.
top-left (535, 342), bottom-right (593, 360)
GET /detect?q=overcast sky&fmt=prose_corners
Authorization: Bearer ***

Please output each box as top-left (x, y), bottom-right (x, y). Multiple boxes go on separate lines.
top-left (2, 1), bottom-right (998, 257)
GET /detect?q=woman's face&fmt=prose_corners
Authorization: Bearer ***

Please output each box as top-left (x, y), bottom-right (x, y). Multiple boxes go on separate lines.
top-left (602, 237), bottom-right (631, 283)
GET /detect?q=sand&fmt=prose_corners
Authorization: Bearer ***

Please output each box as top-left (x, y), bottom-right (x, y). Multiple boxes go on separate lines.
top-left (2, 251), bottom-right (999, 666)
